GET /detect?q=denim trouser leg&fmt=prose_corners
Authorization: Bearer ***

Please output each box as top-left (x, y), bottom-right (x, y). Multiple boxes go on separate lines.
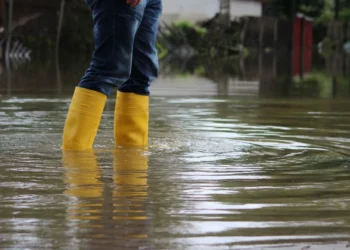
top-left (78, 0), bottom-right (161, 97)
top-left (118, 0), bottom-right (162, 96)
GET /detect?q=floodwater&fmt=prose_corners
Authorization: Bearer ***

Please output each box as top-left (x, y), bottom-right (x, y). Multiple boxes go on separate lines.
top-left (1, 56), bottom-right (350, 250)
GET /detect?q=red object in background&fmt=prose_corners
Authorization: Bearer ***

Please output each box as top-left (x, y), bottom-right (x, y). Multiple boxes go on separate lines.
top-left (303, 20), bottom-right (313, 73)
top-left (293, 17), bottom-right (302, 76)
top-left (293, 14), bottom-right (313, 76)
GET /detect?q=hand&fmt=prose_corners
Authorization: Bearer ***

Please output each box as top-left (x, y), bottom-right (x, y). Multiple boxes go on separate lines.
top-left (126, 0), bottom-right (141, 7)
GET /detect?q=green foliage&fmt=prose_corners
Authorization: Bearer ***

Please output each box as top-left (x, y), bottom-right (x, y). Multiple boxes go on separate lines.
top-left (315, 0), bottom-right (333, 24)
top-left (194, 65), bottom-right (205, 76)
top-left (293, 75), bottom-right (321, 97)
top-left (336, 75), bottom-right (350, 97)
top-left (299, 0), bottom-right (326, 18)
top-left (173, 21), bottom-right (207, 36)
top-left (156, 42), bottom-right (168, 60)
top-left (163, 21), bottom-right (208, 49)
top-left (241, 47), bottom-right (250, 58)
top-left (198, 20), bottom-right (242, 59)
top-left (341, 0), bottom-right (350, 8)
top-left (269, 0), bottom-right (326, 19)
top-left (267, 0), bottom-right (350, 22)
top-left (320, 37), bottom-right (334, 56)
top-left (339, 8), bottom-right (350, 21)
top-left (316, 0), bottom-right (350, 22)
top-left (292, 72), bottom-right (334, 98)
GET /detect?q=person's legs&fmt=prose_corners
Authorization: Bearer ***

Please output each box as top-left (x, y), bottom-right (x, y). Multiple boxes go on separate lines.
top-left (117, 0), bottom-right (162, 96)
top-left (79, 0), bottom-right (147, 96)
top-left (62, 0), bottom-right (147, 150)
top-left (114, 0), bottom-right (162, 147)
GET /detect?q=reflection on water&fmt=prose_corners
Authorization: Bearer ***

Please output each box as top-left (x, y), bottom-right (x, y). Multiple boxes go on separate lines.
top-left (0, 47), bottom-right (350, 249)
top-left (63, 149), bottom-right (151, 249)
top-left (0, 50), bottom-right (349, 98)
top-left (1, 93), bottom-right (350, 249)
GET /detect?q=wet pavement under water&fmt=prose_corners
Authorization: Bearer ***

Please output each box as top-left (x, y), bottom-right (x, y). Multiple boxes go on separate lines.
top-left (1, 57), bottom-right (350, 250)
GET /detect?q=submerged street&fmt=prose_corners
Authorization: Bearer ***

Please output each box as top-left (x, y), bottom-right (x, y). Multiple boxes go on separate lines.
top-left (1, 59), bottom-right (350, 248)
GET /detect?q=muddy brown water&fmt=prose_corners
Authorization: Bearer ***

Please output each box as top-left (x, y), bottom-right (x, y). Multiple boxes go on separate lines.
top-left (1, 58), bottom-right (350, 249)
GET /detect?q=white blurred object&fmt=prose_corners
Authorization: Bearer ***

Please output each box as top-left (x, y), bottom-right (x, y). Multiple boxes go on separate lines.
top-left (8, 39), bottom-right (31, 62)
top-left (161, 0), bottom-right (262, 24)
top-left (344, 41), bottom-right (350, 54)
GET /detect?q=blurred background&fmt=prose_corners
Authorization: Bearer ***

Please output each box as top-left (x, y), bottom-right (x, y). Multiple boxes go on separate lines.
top-left (0, 0), bottom-right (349, 98)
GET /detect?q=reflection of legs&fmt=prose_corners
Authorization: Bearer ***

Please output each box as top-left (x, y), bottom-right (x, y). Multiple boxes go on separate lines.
top-left (63, 150), bottom-right (103, 220)
top-left (113, 148), bottom-right (152, 246)
top-left (114, 0), bottom-right (162, 147)
top-left (113, 148), bottom-right (149, 242)
top-left (62, 148), bottom-right (150, 247)
top-left (113, 148), bottom-right (152, 249)
top-left (63, 0), bottom-right (146, 150)
top-left (113, 148), bottom-right (149, 218)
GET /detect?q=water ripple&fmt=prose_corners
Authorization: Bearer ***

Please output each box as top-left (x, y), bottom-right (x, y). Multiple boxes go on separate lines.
top-left (1, 97), bottom-right (350, 249)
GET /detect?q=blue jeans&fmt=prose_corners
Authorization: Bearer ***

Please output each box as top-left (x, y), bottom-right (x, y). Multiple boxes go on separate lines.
top-left (79, 0), bottom-right (162, 97)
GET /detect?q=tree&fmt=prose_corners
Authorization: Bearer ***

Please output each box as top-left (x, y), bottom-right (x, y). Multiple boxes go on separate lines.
top-left (339, 0), bottom-right (350, 21)
top-left (320, 0), bottom-right (350, 21)
top-left (341, 0), bottom-right (350, 8)
top-left (268, 0), bottom-right (326, 19)
top-left (299, 0), bottom-right (327, 18)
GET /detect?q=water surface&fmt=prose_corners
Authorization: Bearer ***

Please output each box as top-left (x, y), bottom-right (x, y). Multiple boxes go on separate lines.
top-left (1, 88), bottom-right (350, 249)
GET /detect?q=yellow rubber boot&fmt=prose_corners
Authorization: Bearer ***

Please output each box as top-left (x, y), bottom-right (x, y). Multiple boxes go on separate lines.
top-left (114, 91), bottom-right (149, 147)
top-left (62, 87), bottom-right (107, 150)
